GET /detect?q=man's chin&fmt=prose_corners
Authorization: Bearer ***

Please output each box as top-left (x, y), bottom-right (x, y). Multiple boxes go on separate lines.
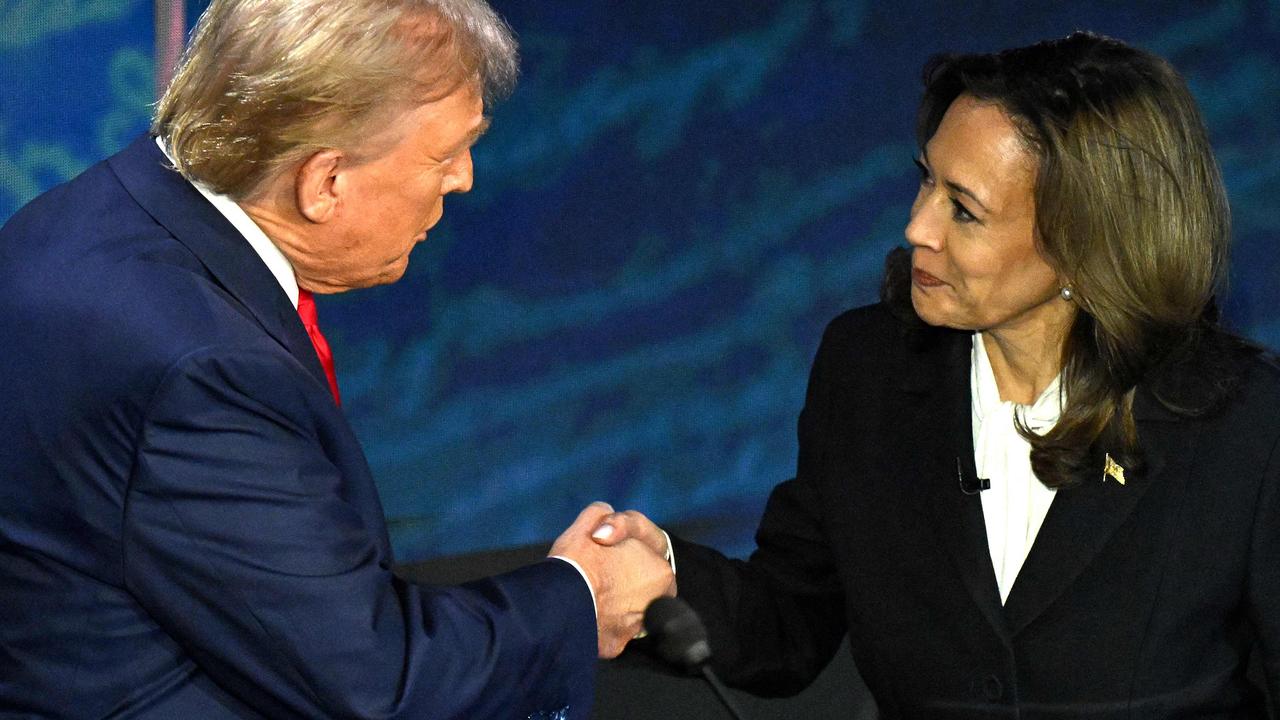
top-left (371, 256), bottom-right (412, 286)
top-left (315, 255), bottom-right (414, 292)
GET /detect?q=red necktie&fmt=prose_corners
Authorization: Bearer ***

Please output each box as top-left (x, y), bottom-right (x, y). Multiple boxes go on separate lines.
top-left (296, 289), bottom-right (341, 405)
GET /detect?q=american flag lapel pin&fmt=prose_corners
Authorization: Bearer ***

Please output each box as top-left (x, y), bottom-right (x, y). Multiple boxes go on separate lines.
top-left (1103, 453), bottom-right (1126, 485)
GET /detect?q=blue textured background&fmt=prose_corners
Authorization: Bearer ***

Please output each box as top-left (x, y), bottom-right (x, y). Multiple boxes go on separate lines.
top-left (3, 1), bottom-right (1278, 561)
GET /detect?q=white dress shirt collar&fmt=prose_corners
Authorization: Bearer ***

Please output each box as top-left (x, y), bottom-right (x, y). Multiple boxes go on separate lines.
top-left (154, 137), bottom-right (299, 309)
top-left (971, 332), bottom-right (1063, 431)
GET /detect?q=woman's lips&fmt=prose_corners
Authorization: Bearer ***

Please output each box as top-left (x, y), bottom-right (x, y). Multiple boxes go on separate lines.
top-left (912, 267), bottom-right (946, 287)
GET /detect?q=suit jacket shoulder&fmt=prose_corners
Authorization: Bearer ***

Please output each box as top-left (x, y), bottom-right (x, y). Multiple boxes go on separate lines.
top-left (0, 135), bottom-right (598, 720)
top-left (674, 301), bottom-right (1280, 718)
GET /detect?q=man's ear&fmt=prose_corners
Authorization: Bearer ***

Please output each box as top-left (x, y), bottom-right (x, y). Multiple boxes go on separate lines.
top-left (294, 149), bottom-right (344, 224)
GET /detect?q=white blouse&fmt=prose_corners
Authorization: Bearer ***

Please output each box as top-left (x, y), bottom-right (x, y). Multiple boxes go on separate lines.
top-left (970, 333), bottom-right (1063, 604)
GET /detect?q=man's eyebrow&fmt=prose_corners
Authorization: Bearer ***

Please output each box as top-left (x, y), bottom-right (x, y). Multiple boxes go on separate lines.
top-left (921, 147), bottom-right (992, 214)
top-left (465, 117), bottom-right (492, 146)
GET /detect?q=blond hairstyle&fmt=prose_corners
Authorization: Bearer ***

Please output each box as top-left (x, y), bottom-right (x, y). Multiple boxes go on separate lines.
top-left (912, 32), bottom-right (1231, 488)
top-left (152, 0), bottom-right (518, 200)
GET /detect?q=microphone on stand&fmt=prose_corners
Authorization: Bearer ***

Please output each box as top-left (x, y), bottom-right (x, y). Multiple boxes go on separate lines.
top-left (644, 596), bottom-right (749, 720)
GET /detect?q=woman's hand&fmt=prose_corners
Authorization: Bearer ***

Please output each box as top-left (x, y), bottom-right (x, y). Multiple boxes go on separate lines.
top-left (590, 509), bottom-right (669, 558)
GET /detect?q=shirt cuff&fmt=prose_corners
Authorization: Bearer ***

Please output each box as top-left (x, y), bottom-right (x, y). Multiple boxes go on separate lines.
top-left (551, 529), bottom-right (676, 618)
top-left (550, 555), bottom-right (596, 620)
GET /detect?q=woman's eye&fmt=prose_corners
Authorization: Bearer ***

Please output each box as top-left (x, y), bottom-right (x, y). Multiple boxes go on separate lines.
top-left (951, 198), bottom-right (977, 223)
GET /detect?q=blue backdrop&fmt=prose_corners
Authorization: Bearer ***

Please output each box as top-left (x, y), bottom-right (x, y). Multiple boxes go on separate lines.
top-left (4, 1), bottom-right (1278, 561)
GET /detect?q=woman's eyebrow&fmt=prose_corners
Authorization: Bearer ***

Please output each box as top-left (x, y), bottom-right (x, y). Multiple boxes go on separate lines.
top-left (922, 148), bottom-right (992, 213)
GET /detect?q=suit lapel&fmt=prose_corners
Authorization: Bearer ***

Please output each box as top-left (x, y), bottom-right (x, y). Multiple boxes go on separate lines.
top-left (1001, 387), bottom-right (1187, 635)
top-left (901, 328), bottom-right (1009, 640)
top-left (895, 317), bottom-right (1198, 638)
top-left (106, 135), bottom-right (329, 391)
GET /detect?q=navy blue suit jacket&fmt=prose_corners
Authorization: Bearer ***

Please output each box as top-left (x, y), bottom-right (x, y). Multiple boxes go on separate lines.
top-left (0, 136), bottom-right (596, 719)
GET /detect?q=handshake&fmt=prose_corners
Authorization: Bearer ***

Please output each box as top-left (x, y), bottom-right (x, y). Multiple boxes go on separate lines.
top-left (548, 502), bottom-right (674, 658)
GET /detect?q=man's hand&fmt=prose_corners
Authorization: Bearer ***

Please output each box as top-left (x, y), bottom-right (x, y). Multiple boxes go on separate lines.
top-left (586, 508), bottom-right (670, 560)
top-left (550, 503), bottom-right (675, 658)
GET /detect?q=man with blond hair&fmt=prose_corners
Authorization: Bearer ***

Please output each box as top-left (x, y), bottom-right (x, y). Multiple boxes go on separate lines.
top-left (0, 1), bottom-right (673, 718)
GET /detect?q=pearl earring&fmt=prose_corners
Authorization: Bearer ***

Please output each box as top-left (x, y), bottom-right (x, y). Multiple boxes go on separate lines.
top-left (1060, 286), bottom-right (1074, 302)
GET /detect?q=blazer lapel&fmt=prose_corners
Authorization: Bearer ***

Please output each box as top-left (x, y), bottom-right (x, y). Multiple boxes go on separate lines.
top-left (107, 135), bottom-right (329, 391)
top-left (1001, 387), bottom-right (1188, 635)
top-left (903, 328), bottom-right (1009, 640)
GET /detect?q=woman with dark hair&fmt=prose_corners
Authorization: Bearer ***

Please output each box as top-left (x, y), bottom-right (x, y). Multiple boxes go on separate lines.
top-left (595, 32), bottom-right (1280, 718)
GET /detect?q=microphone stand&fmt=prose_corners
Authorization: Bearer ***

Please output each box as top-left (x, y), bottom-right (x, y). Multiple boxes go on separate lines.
top-left (699, 664), bottom-right (747, 720)
top-left (644, 596), bottom-right (753, 720)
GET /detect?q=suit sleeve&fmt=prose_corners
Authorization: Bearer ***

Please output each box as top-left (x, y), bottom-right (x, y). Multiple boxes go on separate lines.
top-left (671, 320), bottom-right (848, 696)
top-left (1247, 427), bottom-right (1280, 704)
top-left (122, 342), bottom-right (597, 719)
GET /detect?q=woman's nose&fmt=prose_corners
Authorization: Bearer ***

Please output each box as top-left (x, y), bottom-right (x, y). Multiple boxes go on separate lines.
top-left (905, 196), bottom-right (944, 252)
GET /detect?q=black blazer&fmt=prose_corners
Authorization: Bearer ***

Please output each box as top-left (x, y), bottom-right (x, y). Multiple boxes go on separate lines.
top-left (673, 303), bottom-right (1280, 719)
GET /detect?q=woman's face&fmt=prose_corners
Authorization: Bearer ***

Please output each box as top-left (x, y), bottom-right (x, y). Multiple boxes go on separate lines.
top-left (905, 94), bottom-right (1067, 336)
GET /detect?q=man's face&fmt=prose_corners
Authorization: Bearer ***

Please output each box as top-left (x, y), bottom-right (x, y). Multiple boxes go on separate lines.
top-left (299, 85), bottom-right (488, 291)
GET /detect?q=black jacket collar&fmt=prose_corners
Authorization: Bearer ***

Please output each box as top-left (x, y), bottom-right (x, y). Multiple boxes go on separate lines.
top-left (897, 318), bottom-right (1188, 637)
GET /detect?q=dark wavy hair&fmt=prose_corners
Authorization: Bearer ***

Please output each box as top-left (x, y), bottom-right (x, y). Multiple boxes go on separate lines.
top-left (886, 32), bottom-right (1234, 489)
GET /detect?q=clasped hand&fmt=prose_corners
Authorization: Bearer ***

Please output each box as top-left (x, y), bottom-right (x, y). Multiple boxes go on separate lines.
top-left (549, 503), bottom-right (673, 658)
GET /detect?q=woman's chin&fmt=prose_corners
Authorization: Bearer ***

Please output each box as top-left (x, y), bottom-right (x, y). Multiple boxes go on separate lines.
top-left (909, 288), bottom-right (944, 326)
